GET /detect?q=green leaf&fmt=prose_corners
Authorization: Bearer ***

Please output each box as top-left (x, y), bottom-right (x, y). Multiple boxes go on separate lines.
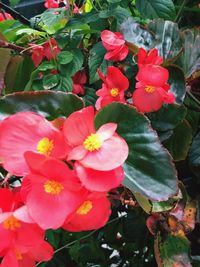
top-left (56, 75), bottom-right (73, 92)
top-left (37, 61), bottom-right (55, 71)
top-left (155, 233), bottom-right (192, 267)
top-left (147, 104), bottom-right (187, 132)
top-left (147, 19), bottom-right (182, 60)
top-left (57, 51), bottom-right (73, 65)
top-left (99, 6), bottom-right (130, 26)
top-left (43, 74), bottom-right (59, 90)
top-left (189, 132), bottom-right (200, 167)
top-left (62, 49), bottom-right (84, 77)
top-left (95, 103), bottom-right (178, 201)
top-left (178, 29), bottom-right (200, 77)
top-left (167, 65), bottom-right (186, 105)
top-left (136, 0), bottom-right (176, 20)
top-left (0, 91), bottom-right (83, 120)
top-left (88, 42), bottom-right (112, 84)
top-left (83, 87), bottom-right (98, 106)
top-left (165, 120), bottom-right (193, 161)
top-left (121, 18), bottom-right (155, 51)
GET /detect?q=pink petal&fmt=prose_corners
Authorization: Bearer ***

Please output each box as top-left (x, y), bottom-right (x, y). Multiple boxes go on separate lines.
top-left (75, 162), bottom-right (124, 192)
top-left (67, 145), bottom-right (87, 161)
top-left (105, 66), bottom-right (129, 91)
top-left (63, 106), bottom-right (95, 146)
top-left (80, 136), bottom-right (129, 171)
top-left (97, 123), bottom-right (117, 141)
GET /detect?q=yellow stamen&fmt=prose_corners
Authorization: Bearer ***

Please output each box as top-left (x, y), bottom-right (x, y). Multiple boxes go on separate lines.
top-left (37, 137), bottom-right (54, 156)
top-left (83, 133), bottom-right (102, 152)
top-left (110, 88), bottom-right (119, 97)
top-left (15, 250), bottom-right (23, 260)
top-left (76, 201), bottom-right (93, 215)
top-left (44, 180), bottom-right (64, 195)
top-left (3, 216), bottom-right (21, 231)
top-left (145, 85), bottom-right (155, 93)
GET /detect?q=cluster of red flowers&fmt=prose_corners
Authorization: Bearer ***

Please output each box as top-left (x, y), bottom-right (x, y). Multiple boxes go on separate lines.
top-left (99, 30), bottom-right (175, 113)
top-left (0, 106), bottom-right (128, 266)
top-left (44, 0), bottom-right (81, 14)
top-left (30, 38), bottom-right (61, 67)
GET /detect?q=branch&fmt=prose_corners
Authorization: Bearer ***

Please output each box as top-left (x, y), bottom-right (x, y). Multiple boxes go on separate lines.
top-left (0, 39), bottom-right (30, 55)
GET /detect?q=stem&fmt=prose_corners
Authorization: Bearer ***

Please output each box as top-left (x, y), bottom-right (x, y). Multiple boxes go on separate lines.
top-left (175, 0), bottom-right (187, 23)
top-left (0, 39), bottom-right (30, 55)
top-left (35, 214), bottom-right (127, 267)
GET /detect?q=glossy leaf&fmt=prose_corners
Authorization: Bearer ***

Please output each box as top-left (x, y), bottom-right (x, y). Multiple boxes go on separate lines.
top-left (57, 51), bottom-right (73, 65)
top-left (95, 103), bottom-right (178, 201)
top-left (147, 104), bottom-right (187, 132)
top-left (165, 120), bottom-right (193, 161)
top-left (136, 0), bottom-right (176, 20)
top-left (178, 29), bottom-right (200, 77)
top-left (189, 132), bottom-right (200, 167)
top-left (167, 66), bottom-right (186, 104)
top-left (0, 91), bottom-right (83, 120)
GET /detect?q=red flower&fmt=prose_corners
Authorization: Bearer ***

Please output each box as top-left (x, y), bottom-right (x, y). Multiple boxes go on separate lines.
top-left (43, 38), bottom-right (61, 61)
top-left (0, 13), bottom-right (13, 21)
top-left (21, 153), bottom-right (88, 229)
top-left (0, 189), bottom-right (45, 255)
top-left (44, 0), bottom-right (59, 8)
top-left (63, 106), bottom-right (129, 171)
top-left (138, 48), bottom-right (163, 68)
top-left (75, 162), bottom-right (124, 192)
top-left (95, 66), bottom-right (129, 110)
top-left (132, 64), bottom-right (175, 113)
top-left (62, 192), bottom-right (111, 231)
top-left (0, 112), bottom-right (69, 176)
top-left (101, 30), bottom-right (128, 61)
top-left (1, 241), bottom-right (53, 267)
top-left (72, 70), bottom-right (87, 95)
top-left (29, 44), bottom-right (44, 67)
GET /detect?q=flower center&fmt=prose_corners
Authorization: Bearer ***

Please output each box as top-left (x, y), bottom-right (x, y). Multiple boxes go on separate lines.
top-left (83, 133), bottom-right (102, 152)
top-left (145, 85), bottom-right (155, 93)
top-left (15, 250), bottom-right (23, 260)
top-left (76, 201), bottom-right (93, 215)
top-left (44, 180), bottom-right (64, 195)
top-left (3, 216), bottom-right (21, 231)
top-left (37, 137), bottom-right (54, 156)
top-left (110, 88), bottom-right (119, 97)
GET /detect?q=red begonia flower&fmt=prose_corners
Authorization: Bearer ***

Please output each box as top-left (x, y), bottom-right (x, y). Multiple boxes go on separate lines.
top-left (75, 162), bottom-right (124, 192)
top-left (0, 13), bottom-right (13, 21)
top-left (21, 153), bottom-right (88, 229)
top-left (29, 44), bottom-right (44, 67)
top-left (0, 112), bottom-right (69, 176)
top-left (1, 241), bottom-right (53, 267)
top-left (44, 0), bottom-right (59, 8)
top-left (43, 38), bottom-right (61, 61)
top-left (132, 64), bottom-right (175, 113)
top-left (138, 47), bottom-right (163, 68)
top-left (63, 106), bottom-right (129, 171)
top-left (101, 30), bottom-right (128, 61)
top-left (62, 192), bottom-right (111, 231)
top-left (72, 70), bottom-right (87, 95)
top-left (95, 66), bottom-right (129, 110)
top-left (0, 189), bottom-right (45, 255)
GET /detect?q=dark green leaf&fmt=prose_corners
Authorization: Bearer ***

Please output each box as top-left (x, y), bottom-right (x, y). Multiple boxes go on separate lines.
top-left (57, 51), bottom-right (73, 65)
top-left (95, 103), bottom-right (178, 201)
top-left (167, 65), bottom-right (186, 104)
top-left (43, 74), bottom-right (59, 90)
top-left (136, 0), bottom-right (176, 20)
top-left (88, 42), bottom-right (111, 84)
top-left (37, 61), bottom-right (55, 71)
top-left (0, 91), bottom-right (83, 120)
top-left (189, 132), bottom-right (200, 167)
top-left (147, 104), bottom-right (187, 132)
top-left (165, 120), bottom-right (193, 161)
top-left (62, 49), bottom-right (84, 76)
top-left (178, 29), bottom-right (200, 77)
